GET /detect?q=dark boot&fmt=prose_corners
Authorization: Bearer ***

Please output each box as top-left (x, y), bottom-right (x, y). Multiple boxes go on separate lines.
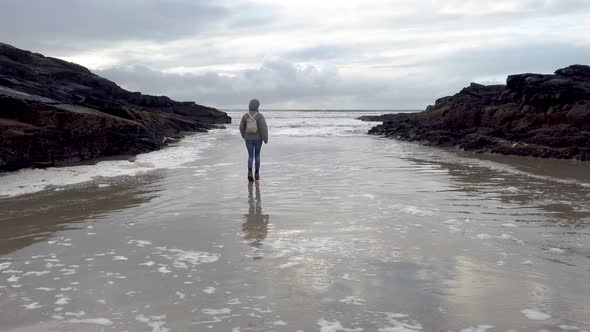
top-left (248, 171), bottom-right (254, 182)
top-left (255, 171), bottom-right (260, 181)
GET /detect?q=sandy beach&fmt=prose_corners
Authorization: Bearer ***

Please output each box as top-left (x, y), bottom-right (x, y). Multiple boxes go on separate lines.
top-left (0, 111), bottom-right (589, 331)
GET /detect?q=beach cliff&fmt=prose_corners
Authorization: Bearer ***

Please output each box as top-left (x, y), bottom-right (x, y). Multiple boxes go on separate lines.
top-left (0, 43), bottom-right (230, 172)
top-left (360, 65), bottom-right (590, 160)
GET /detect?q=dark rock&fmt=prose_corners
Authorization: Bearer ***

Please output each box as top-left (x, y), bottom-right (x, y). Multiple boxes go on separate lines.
top-left (0, 43), bottom-right (231, 172)
top-left (357, 114), bottom-right (402, 122)
top-left (362, 65), bottom-right (590, 160)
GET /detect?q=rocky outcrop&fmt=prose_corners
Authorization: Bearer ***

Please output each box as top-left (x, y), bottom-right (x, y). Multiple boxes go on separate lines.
top-left (361, 65), bottom-right (590, 160)
top-left (0, 43), bottom-right (231, 172)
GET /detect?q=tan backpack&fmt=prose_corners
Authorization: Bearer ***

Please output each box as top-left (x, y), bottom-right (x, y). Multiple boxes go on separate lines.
top-left (245, 113), bottom-right (259, 134)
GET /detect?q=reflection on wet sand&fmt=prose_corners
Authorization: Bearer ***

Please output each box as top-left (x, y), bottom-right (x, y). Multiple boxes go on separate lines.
top-left (242, 181), bottom-right (269, 249)
top-left (0, 173), bottom-right (161, 255)
top-left (404, 155), bottom-right (590, 226)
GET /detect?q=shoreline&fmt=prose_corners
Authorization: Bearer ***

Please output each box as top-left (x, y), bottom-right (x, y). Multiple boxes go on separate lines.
top-left (0, 129), bottom-right (223, 173)
top-left (2, 114), bottom-right (589, 201)
top-left (0, 131), bottom-right (218, 199)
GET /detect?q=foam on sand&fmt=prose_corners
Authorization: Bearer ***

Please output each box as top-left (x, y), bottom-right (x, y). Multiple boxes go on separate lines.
top-left (391, 204), bottom-right (437, 217)
top-left (559, 325), bottom-right (581, 330)
top-left (460, 326), bottom-right (494, 332)
top-left (475, 234), bottom-right (493, 240)
top-left (55, 297), bottom-right (70, 305)
top-left (65, 311), bottom-right (86, 318)
top-left (317, 318), bottom-right (363, 332)
top-left (7, 275), bottom-right (20, 283)
top-left (0, 133), bottom-right (214, 198)
top-left (548, 248), bottom-right (565, 253)
top-left (521, 308), bottom-right (551, 320)
top-left (67, 318), bottom-right (114, 325)
top-left (23, 270), bottom-right (50, 276)
top-left (139, 261), bottom-right (155, 267)
top-left (157, 266), bottom-right (172, 274)
top-left (203, 287), bottom-right (216, 294)
top-left (136, 314), bottom-right (170, 332)
top-left (22, 302), bottom-right (42, 310)
top-left (269, 237), bottom-right (351, 255)
top-left (171, 249), bottom-right (220, 265)
top-left (339, 296), bottom-right (366, 305)
top-left (378, 312), bottom-right (423, 332)
top-left (129, 240), bottom-right (153, 247)
top-left (202, 308), bottom-right (231, 315)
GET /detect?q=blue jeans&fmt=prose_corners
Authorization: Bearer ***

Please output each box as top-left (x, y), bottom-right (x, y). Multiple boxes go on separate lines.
top-left (246, 139), bottom-right (263, 172)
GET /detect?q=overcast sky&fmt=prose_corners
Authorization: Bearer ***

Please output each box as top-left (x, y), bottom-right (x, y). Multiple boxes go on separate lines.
top-left (1, 0), bottom-right (589, 109)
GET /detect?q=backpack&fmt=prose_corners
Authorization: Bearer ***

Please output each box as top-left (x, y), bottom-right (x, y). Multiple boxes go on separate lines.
top-left (245, 113), bottom-right (259, 134)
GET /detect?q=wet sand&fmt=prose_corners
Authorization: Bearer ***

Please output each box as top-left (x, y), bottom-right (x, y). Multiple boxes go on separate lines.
top-left (0, 111), bottom-right (589, 331)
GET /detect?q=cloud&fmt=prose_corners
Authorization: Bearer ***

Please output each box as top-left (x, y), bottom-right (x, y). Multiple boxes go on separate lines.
top-left (0, 0), bottom-right (230, 54)
top-left (438, 42), bottom-right (590, 81)
top-left (1, 0), bottom-right (589, 108)
top-left (97, 59), bottom-right (349, 108)
top-left (98, 57), bottom-right (449, 110)
top-left (97, 37), bottom-right (590, 110)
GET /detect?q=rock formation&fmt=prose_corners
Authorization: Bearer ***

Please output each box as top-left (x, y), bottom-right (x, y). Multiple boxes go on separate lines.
top-left (360, 65), bottom-right (590, 160)
top-left (0, 43), bottom-right (231, 172)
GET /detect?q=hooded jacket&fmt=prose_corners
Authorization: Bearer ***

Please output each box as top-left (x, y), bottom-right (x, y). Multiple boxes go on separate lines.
top-left (239, 100), bottom-right (268, 143)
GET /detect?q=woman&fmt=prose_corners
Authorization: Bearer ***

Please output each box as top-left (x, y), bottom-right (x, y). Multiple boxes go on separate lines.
top-left (239, 99), bottom-right (268, 181)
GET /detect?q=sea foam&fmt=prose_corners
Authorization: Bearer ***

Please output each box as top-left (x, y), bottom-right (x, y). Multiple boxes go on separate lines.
top-left (0, 134), bottom-right (214, 197)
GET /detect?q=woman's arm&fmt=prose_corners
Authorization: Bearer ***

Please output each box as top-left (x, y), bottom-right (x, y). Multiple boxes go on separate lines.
top-left (239, 114), bottom-right (247, 139)
top-left (258, 114), bottom-right (269, 143)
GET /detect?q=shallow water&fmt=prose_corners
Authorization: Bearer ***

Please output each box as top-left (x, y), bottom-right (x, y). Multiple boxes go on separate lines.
top-left (0, 111), bottom-right (589, 331)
